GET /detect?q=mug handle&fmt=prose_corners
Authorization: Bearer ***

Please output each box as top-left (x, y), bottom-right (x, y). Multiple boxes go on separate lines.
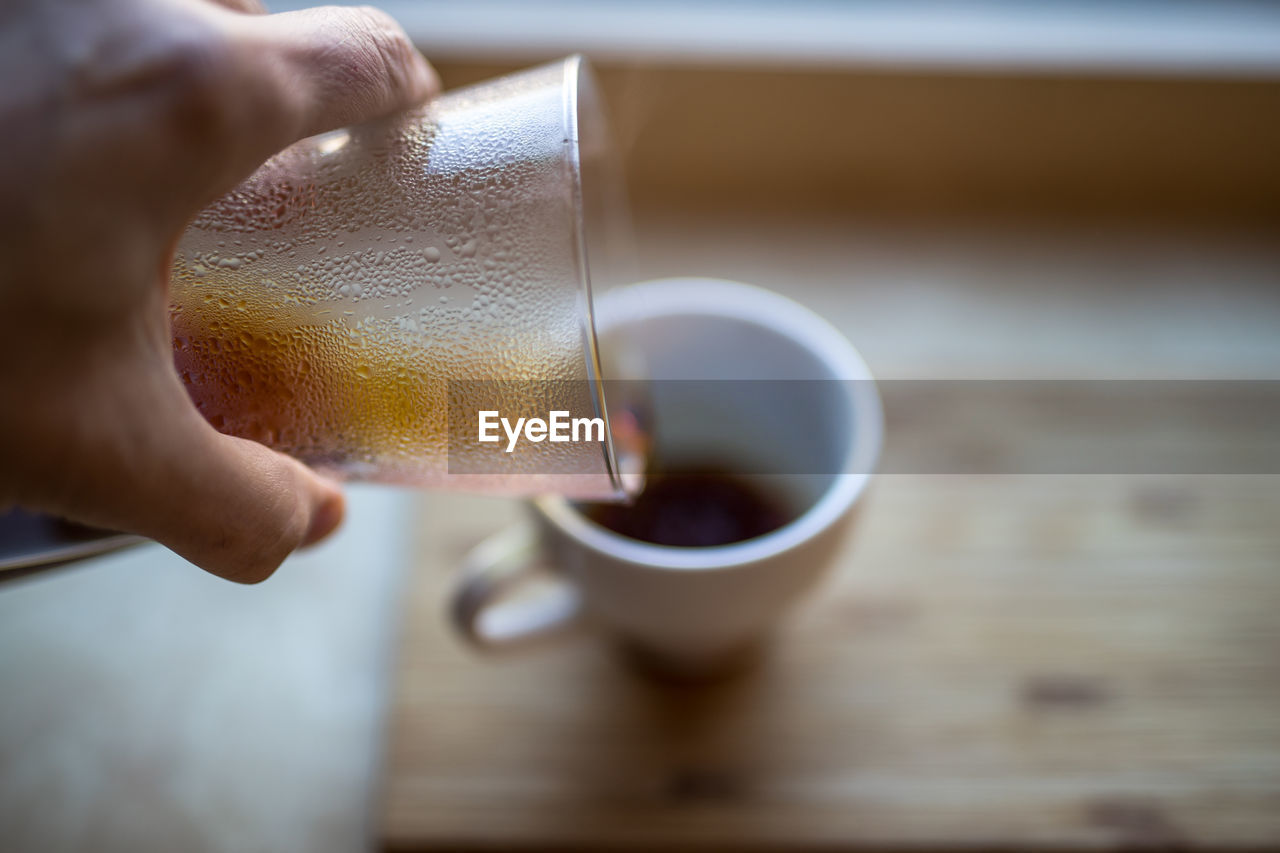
top-left (449, 525), bottom-right (582, 649)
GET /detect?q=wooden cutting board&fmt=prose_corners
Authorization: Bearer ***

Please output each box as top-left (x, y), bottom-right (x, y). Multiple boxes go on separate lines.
top-left (379, 475), bottom-right (1280, 850)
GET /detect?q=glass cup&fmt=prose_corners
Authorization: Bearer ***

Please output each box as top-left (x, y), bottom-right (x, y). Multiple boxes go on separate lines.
top-left (170, 55), bottom-right (636, 500)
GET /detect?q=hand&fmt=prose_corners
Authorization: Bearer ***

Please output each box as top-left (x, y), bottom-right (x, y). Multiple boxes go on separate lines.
top-left (0, 0), bottom-right (439, 582)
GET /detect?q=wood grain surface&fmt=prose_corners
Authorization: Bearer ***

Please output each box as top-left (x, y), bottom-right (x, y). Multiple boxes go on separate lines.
top-left (380, 474), bottom-right (1280, 850)
top-left (436, 62), bottom-right (1280, 223)
top-left (380, 214), bottom-right (1280, 850)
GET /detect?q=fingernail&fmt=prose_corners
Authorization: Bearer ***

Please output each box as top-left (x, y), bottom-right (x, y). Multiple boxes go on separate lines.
top-left (302, 482), bottom-right (345, 547)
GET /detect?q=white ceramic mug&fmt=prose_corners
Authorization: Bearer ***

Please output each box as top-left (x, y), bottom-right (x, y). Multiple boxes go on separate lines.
top-left (449, 278), bottom-right (883, 676)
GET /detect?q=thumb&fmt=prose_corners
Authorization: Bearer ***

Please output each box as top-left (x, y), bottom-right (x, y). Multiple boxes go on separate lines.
top-left (128, 414), bottom-right (345, 584)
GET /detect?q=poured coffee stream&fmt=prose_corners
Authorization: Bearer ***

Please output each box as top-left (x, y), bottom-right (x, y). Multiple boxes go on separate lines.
top-left (580, 465), bottom-right (794, 548)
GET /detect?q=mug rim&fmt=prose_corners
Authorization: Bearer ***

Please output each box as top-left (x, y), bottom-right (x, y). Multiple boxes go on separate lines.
top-left (533, 277), bottom-right (883, 571)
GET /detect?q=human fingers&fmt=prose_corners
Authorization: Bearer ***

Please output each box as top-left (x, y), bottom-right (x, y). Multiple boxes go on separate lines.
top-left (228, 4), bottom-right (439, 156)
top-left (116, 408), bottom-right (346, 583)
top-left (205, 0), bottom-right (267, 14)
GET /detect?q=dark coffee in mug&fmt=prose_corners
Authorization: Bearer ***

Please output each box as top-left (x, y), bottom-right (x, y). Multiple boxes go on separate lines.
top-left (579, 464), bottom-right (795, 547)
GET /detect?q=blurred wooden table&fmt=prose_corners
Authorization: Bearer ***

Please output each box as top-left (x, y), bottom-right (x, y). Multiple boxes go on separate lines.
top-left (381, 476), bottom-right (1280, 850)
top-left (379, 218), bottom-right (1280, 850)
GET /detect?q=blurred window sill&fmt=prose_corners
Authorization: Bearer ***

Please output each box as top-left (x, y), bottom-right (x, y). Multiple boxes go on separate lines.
top-left (270, 0), bottom-right (1280, 77)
